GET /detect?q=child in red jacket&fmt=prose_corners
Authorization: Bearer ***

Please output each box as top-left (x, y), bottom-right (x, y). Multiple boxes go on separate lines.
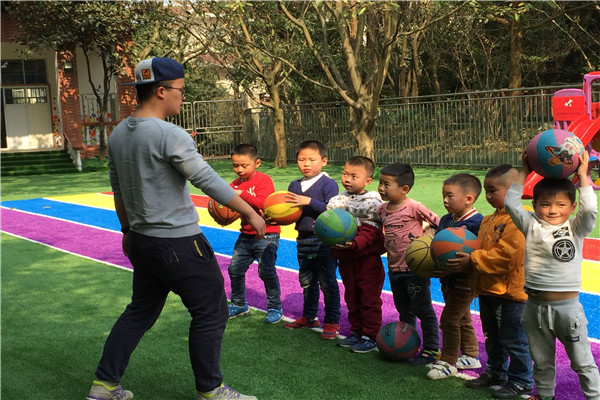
top-left (327, 156), bottom-right (386, 353)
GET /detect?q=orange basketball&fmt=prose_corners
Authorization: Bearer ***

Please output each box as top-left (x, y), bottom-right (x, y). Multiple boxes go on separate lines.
top-left (207, 198), bottom-right (241, 226)
top-left (263, 191), bottom-right (302, 225)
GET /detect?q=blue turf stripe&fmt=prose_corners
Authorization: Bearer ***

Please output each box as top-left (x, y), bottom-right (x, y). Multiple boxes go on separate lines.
top-left (4, 198), bottom-right (600, 340)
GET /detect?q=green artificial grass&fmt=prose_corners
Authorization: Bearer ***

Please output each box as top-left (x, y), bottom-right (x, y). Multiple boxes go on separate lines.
top-left (1, 234), bottom-right (491, 400)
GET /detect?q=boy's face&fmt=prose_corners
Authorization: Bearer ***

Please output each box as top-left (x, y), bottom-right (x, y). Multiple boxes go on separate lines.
top-left (483, 176), bottom-right (509, 209)
top-left (442, 183), bottom-right (473, 216)
top-left (532, 193), bottom-right (576, 225)
top-left (341, 163), bottom-right (372, 195)
top-left (162, 78), bottom-right (185, 117)
top-left (231, 154), bottom-right (260, 181)
top-left (297, 148), bottom-right (327, 179)
top-left (378, 174), bottom-right (409, 202)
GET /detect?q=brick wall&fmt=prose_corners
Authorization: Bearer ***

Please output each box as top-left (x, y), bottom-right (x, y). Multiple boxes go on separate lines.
top-left (57, 48), bottom-right (84, 151)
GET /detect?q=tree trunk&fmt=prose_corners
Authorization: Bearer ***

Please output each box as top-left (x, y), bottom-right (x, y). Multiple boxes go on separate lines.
top-left (349, 106), bottom-right (375, 161)
top-left (270, 86), bottom-right (287, 168)
top-left (507, 19), bottom-right (524, 94)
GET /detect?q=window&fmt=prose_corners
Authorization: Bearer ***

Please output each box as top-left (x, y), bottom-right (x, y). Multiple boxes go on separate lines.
top-left (3, 87), bottom-right (48, 104)
top-left (0, 59), bottom-right (47, 84)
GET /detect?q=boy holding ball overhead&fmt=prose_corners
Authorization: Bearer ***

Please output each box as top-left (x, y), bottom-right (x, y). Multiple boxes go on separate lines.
top-left (327, 156), bottom-right (386, 353)
top-left (227, 144), bottom-right (283, 324)
top-left (426, 173), bottom-right (483, 380)
top-left (283, 140), bottom-right (341, 340)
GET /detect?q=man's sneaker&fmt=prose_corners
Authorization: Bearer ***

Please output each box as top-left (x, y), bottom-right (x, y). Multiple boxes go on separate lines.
top-left (264, 308), bottom-right (282, 324)
top-left (411, 349), bottom-right (440, 365)
top-left (526, 396), bottom-right (555, 400)
top-left (321, 323), bottom-right (340, 340)
top-left (337, 331), bottom-right (361, 347)
top-left (87, 381), bottom-right (133, 400)
top-left (426, 360), bottom-right (458, 380)
top-left (283, 316), bottom-right (319, 329)
top-left (465, 371), bottom-right (507, 389)
top-left (456, 355), bottom-right (482, 370)
top-left (197, 384), bottom-right (257, 400)
top-left (492, 381), bottom-right (532, 399)
top-left (350, 335), bottom-right (377, 353)
top-left (228, 303), bottom-right (250, 319)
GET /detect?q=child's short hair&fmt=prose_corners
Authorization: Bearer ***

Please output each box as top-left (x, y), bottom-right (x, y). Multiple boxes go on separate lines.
top-left (533, 178), bottom-right (576, 204)
top-left (231, 143), bottom-right (259, 160)
top-left (296, 140), bottom-right (327, 159)
top-left (380, 163), bottom-right (414, 188)
top-left (346, 156), bottom-right (375, 178)
top-left (485, 164), bottom-right (518, 187)
top-left (444, 173), bottom-right (482, 200)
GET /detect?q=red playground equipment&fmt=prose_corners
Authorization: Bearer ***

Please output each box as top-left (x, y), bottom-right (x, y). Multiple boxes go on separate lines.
top-left (523, 71), bottom-right (600, 198)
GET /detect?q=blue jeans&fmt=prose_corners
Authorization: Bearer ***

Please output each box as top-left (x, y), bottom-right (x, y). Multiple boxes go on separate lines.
top-left (95, 232), bottom-right (228, 392)
top-left (228, 233), bottom-right (281, 310)
top-left (388, 271), bottom-right (440, 351)
top-left (297, 236), bottom-right (340, 324)
top-left (479, 295), bottom-right (533, 389)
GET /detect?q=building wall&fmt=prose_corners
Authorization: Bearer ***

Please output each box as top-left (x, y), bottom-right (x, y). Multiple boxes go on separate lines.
top-left (1, 10), bottom-right (136, 157)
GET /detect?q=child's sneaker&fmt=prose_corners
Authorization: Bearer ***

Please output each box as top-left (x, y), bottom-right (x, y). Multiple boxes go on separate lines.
top-left (196, 384), bottom-right (257, 400)
top-left (264, 308), bottom-right (282, 324)
top-left (350, 335), bottom-right (377, 353)
top-left (456, 354), bottom-right (481, 370)
top-left (320, 323), bottom-right (340, 340)
top-left (283, 316), bottom-right (319, 329)
top-left (492, 381), bottom-right (532, 399)
top-left (337, 331), bottom-right (361, 347)
top-left (411, 349), bottom-right (440, 365)
top-left (426, 360), bottom-right (458, 380)
top-left (464, 371), bottom-right (507, 389)
top-left (87, 381), bottom-right (133, 400)
top-left (228, 303), bottom-right (250, 319)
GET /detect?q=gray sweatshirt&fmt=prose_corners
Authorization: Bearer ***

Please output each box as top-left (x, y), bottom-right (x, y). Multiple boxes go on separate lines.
top-left (108, 116), bottom-right (235, 238)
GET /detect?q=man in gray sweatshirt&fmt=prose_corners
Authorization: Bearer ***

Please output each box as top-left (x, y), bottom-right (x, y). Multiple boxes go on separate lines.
top-left (87, 57), bottom-right (264, 400)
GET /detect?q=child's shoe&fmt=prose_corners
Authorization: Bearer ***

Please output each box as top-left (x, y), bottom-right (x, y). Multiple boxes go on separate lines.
top-left (321, 323), bottom-right (340, 340)
top-left (228, 303), bottom-right (250, 319)
top-left (349, 335), bottom-right (377, 353)
top-left (456, 354), bottom-right (481, 370)
top-left (264, 308), bottom-right (282, 324)
top-left (426, 360), bottom-right (458, 380)
top-left (464, 371), bottom-right (507, 389)
top-left (283, 316), bottom-right (319, 329)
top-left (492, 381), bottom-right (532, 399)
top-left (197, 384), bottom-right (257, 400)
top-left (411, 349), bottom-right (440, 365)
top-left (337, 331), bottom-right (361, 347)
top-left (87, 380), bottom-right (133, 400)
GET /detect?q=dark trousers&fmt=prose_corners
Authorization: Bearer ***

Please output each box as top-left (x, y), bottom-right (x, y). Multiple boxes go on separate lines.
top-left (296, 236), bottom-right (341, 324)
top-left (95, 232), bottom-right (228, 392)
top-left (479, 295), bottom-right (533, 389)
top-left (338, 254), bottom-right (384, 339)
top-left (388, 270), bottom-right (440, 351)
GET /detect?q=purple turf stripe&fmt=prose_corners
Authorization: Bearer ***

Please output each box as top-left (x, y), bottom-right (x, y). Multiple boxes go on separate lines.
top-left (1, 207), bottom-right (597, 399)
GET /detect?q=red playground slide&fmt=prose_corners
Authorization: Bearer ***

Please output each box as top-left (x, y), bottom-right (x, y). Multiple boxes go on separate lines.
top-left (523, 72), bottom-right (600, 198)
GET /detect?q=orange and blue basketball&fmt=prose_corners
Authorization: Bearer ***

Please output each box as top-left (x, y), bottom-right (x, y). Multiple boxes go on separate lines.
top-left (314, 208), bottom-right (357, 246)
top-left (263, 191), bottom-right (302, 225)
top-left (376, 321), bottom-right (421, 361)
top-left (526, 129), bottom-right (584, 178)
top-left (431, 227), bottom-right (480, 270)
top-left (405, 235), bottom-right (436, 278)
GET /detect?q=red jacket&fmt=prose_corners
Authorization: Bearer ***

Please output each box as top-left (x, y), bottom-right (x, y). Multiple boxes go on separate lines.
top-left (330, 224), bottom-right (385, 260)
top-left (231, 171), bottom-right (281, 235)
